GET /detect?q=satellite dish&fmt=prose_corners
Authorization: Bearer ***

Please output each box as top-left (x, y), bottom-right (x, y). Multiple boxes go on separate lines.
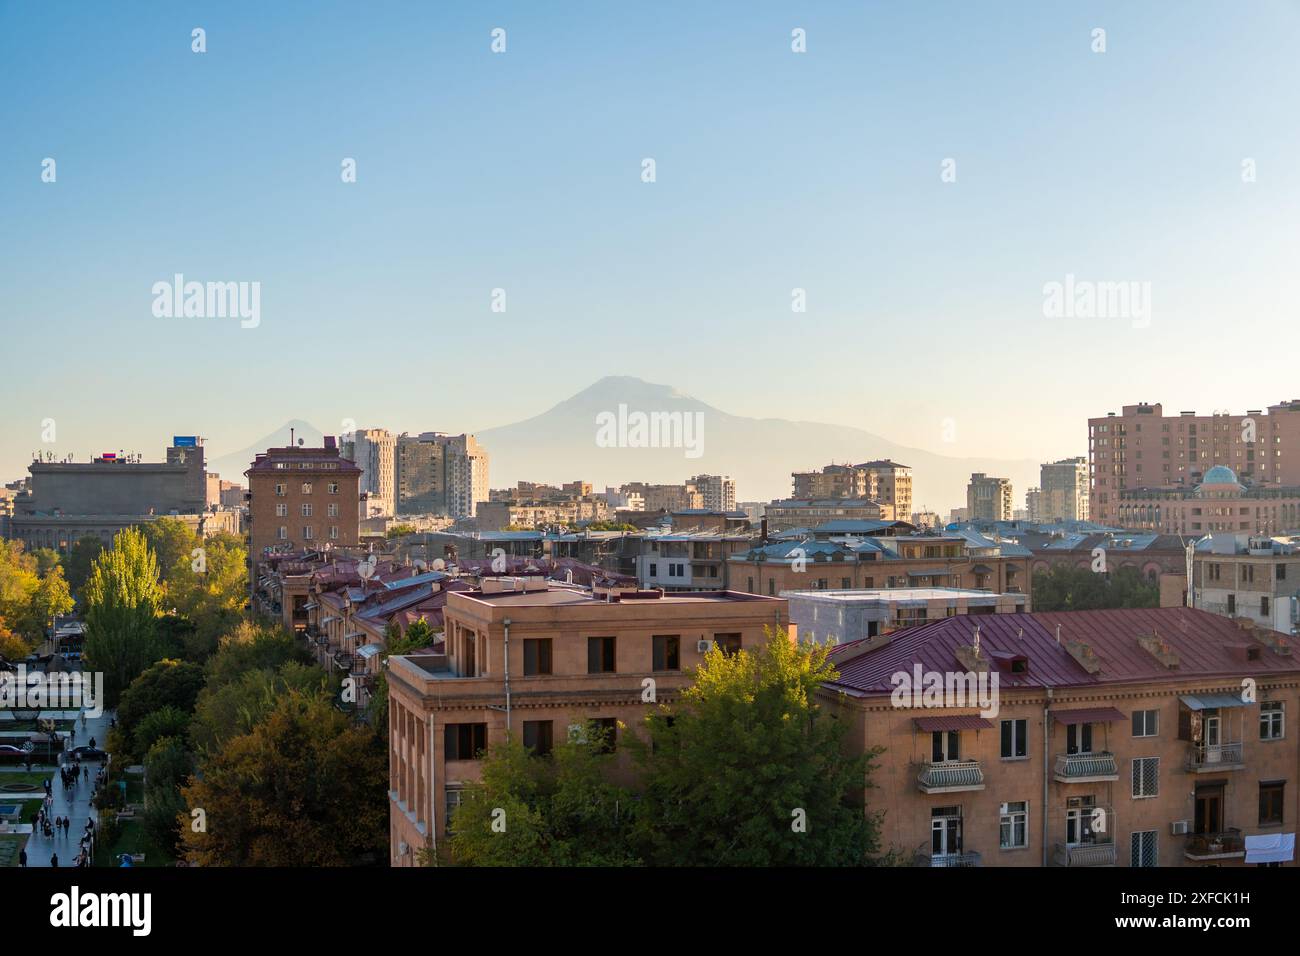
top-left (431, 558), bottom-right (446, 571)
top-left (297, 438), bottom-right (304, 446)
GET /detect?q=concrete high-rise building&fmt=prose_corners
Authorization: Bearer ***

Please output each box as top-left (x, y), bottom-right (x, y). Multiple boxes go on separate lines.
top-left (1025, 487), bottom-right (1044, 523)
top-left (1040, 457), bottom-right (1089, 523)
top-left (689, 474), bottom-right (736, 512)
top-left (790, 461), bottom-right (912, 519)
top-left (392, 432), bottom-right (489, 519)
top-left (347, 428), bottom-right (396, 517)
top-left (858, 460), bottom-right (913, 521)
top-left (967, 473), bottom-right (1013, 522)
top-left (1089, 400), bottom-right (1300, 526)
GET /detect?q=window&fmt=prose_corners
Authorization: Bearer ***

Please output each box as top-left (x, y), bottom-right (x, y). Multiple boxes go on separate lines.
top-left (522, 720), bottom-right (553, 756)
top-left (444, 723), bottom-right (487, 760)
top-left (653, 635), bottom-right (680, 671)
top-left (768, 579), bottom-right (775, 595)
top-left (277, 526), bottom-right (287, 540)
top-left (587, 636), bottom-right (616, 674)
top-left (301, 503), bottom-right (312, 517)
top-left (592, 717), bottom-right (618, 754)
top-left (302, 526), bottom-right (314, 540)
top-left (1278, 563), bottom-right (1287, 581)
top-left (1130, 830), bottom-right (1158, 867)
top-left (302, 482), bottom-right (313, 494)
top-left (327, 503), bottom-right (339, 517)
top-left (714, 633), bottom-right (742, 656)
top-left (328, 482), bottom-right (339, 494)
top-left (1132, 709), bottom-right (1159, 737)
top-left (1000, 719), bottom-right (1027, 759)
top-left (1260, 701), bottom-right (1285, 740)
top-left (1132, 757), bottom-right (1159, 798)
top-left (274, 483), bottom-right (286, 497)
top-left (931, 730), bottom-right (960, 762)
top-left (999, 801), bottom-right (1029, 849)
top-left (329, 526), bottom-right (338, 540)
top-left (1262, 596), bottom-right (1270, 616)
top-left (523, 638), bottom-right (552, 676)
top-left (1260, 781), bottom-right (1285, 826)
top-left (649, 563), bottom-right (658, 577)
top-left (1066, 722), bottom-right (1093, 754)
top-left (275, 503), bottom-right (287, 517)
top-left (444, 789), bottom-right (463, 835)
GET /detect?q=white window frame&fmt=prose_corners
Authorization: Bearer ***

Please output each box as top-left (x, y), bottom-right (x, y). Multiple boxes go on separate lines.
top-left (1132, 709), bottom-right (1159, 737)
top-left (999, 801), bottom-right (1029, 850)
top-left (1261, 701), bottom-right (1285, 741)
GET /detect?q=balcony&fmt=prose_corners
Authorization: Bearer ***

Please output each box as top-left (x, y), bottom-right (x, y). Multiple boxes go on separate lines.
top-left (916, 849), bottom-right (982, 867)
top-left (1054, 752), bottom-right (1119, 783)
top-left (1053, 841), bottom-right (1117, 867)
top-left (1186, 741), bottom-right (1245, 772)
top-left (916, 760), bottom-right (985, 793)
top-left (1184, 829), bottom-right (1245, 862)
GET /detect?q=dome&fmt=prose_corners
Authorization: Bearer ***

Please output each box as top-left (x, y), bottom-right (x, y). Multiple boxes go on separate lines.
top-left (1201, 465), bottom-right (1239, 485)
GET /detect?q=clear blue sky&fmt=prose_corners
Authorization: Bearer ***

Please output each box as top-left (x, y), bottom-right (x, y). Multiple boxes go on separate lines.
top-left (3, 0), bottom-right (1298, 482)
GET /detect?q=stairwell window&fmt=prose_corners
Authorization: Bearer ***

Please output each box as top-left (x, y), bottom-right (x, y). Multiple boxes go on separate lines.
top-left (1132, 709), bottom-right (1159, 737)
top-left (1000, 719), bottom-right (1027, 759)
top-left (1132, 757), bottom-right (1159, 798)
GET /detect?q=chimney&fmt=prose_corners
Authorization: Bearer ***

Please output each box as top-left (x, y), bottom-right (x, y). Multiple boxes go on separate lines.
top-left (760, 517), bottom-right (769, 543)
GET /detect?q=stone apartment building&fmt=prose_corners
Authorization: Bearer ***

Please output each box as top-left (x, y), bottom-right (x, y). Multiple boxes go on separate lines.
top-left (394, 432), bottom-right (489, 519)
top-left (790, 461), bottom-right (913, 518)
top-left (823, 607), bottom-right (1299, 867)
top-left (1090, 400), bottom-right (1300, 526)
top-left (967, 474), bottom-right (1013, 522)
top-left (1194, 533), bottom-right (1300, 635)
top-left (346, 428), bottom-right (396, 517)
top-left (385, 580), bottom-right (790, 865)
top-left (1040, 457), bottom-right (1089, 522)
top-left (245, 438), bottom-right (362, 558)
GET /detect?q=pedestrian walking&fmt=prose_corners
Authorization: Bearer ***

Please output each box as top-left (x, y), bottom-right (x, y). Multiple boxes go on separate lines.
top-left (17, 848), bottom-right (26, 868)
top-left (50, 852), bottom-right (58, 868)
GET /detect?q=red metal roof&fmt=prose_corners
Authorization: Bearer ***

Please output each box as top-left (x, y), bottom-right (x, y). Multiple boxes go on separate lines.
top-left (826, 608), bottom-right (1300, 697)
top-left (914, 715), bottom-right (994, 732)
top-left (1050, 706), bottom-right (1128, 724)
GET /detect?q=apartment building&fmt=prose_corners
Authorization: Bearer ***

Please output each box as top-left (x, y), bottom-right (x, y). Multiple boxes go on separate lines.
top-left (346, 428), bottom-right (396, 517)
top-left (1040, 457), bottom-right (1089, 522)
top-left (689, 474), bottom-right (737, 513)
top-left (764, 498), bottom-right (896, 532)
top-left (393, 432), bottom-right (489, 520)
top-left (790, 461), bottom-right (913, 519)
top-left (621, 482), bottom-right (704, 514)
top-left (245, 438), bottom-right (361, 557)
top-left (1194, 534), bottom-right (1300, 634)
top-left (475, 496), bottom-right (610, 531)
top-left (385, 580), bottom-right (790, 865)
top-left (634, 532), bottom-right (754, 591)
top-left (785, 586), bottom-right (1027, 645)
top-left (1089, 400), bottom-right (1300, 526)
top-left (729, 529), bottom-right (1032, 601)
top-left (967, 474), bottom-right (1013, 522)
top-left (1117, 465), bottom-right (1300, 535)
top-left (822, 607), bottom-right (1299, 867)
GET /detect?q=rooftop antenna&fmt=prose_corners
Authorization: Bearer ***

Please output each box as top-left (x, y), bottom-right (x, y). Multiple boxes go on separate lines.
top-left (1055, 624), bottom-right (1062, 645)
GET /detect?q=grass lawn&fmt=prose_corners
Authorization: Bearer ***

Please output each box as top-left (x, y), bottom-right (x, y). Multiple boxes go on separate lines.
top-left (0, 833), bottom-right (28, 867)
top-left (96, 818), bottom-right (172, 868)
top-left (0, 771), bottom-right (56, 789)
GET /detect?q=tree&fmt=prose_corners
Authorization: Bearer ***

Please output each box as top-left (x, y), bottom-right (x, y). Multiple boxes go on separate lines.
top-left (446, 728), bottom-right (639, 867)
top-left (1031, 565), bottom-right (1159, 612)
top-left (115, 658), bottom-right (206, 758)
top-left (0, 617), bottom-right (30, 662)
top-left (190, 661), bottom-right (331, 755)
top-left (165, 532), bottom-right (248, 657)
top-left (64, 536), bottom-right (105, 603)
top-left (0, 540), bottom-right (73, 643)
top-left (141, 518), bottom-right (200, 589)
top-left (385, 524), bottom-right (417, 539)
top-left (83, 527), bottom-right (164, 707)
top-left (629, 628), bottom-right (882, 866)
top-left (181, 690), bottom-right (387, 866)
top-left (203, 621), bottom-right (308, 689)
top-left (142, 735), bottom-right (192, 856)
top-left (132, 706), bottom-right (191, 758)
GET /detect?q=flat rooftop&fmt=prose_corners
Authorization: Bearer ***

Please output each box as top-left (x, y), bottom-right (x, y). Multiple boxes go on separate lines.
top-left (457, 588), bottom-right (779, 608)
top-left (780, 587), bottom-right (1020, 603)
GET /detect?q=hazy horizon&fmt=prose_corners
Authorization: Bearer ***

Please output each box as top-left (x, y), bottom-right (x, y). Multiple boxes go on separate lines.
top-left (4, 1), bottom-right (1299, 486)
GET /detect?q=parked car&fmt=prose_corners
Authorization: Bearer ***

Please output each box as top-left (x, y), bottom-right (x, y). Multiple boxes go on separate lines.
top-left (66, 746), bottom-right (107, 761)
top-left (0, 744), bottom-right (32, 762)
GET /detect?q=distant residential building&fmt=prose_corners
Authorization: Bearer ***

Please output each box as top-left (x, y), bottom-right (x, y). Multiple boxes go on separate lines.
top-left (476, 497), bottom-right (610, 531)
top-left (1040, 457), bottom-right (1089, 522)
top-left (910, 511), bottom-right (942, 530)
top-left (347, 428), bottom-right (396, 517)
top-left (245, 437), bottom-right (361, 558)
top-left (791, 461), bottom-right (913, 519)
top-left (1089, 400), bottom-right (1300, 526)
top-left (764, 498), bottom-right (895, 532)
top-left (968, 473), bottom-right (1013, 522)
top-left (1026, 487), bottom-right (1044, 523)
top-left (1193, 533), bottom-right (1300, 634)
top-left (689, 474), bottom-right (736, 512)
top-left (1118, 465), bottom-right (1300, 535)
top-left (621, 482), bottom-right (703, 514)
top-left (394, 432), bottom-right (488, 520)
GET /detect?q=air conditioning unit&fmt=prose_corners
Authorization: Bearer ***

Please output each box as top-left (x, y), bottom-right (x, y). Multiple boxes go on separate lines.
top-left (1171, 820), bottom-right (1191, 835)
top-left (696, 640), bottom-right (712, 653)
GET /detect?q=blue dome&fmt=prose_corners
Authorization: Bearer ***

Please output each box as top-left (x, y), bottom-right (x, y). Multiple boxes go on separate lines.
top-left (1201, 465), bottom-right (1239, 485)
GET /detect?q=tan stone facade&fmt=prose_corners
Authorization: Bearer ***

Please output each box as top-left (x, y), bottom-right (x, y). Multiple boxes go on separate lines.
top-left (245, 441), bottom-right (361, 558)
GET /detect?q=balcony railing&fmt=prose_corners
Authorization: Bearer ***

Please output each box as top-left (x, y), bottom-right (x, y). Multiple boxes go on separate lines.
top-left (1054, 752), bottom-right (1119, 782)
top-left (916, 760), bottom-right (985, 793)
top-left (1186, 741), bottom-right (1245, 772)
top-left (1184, 829), bottom-right (1245, 861)
top-left (916, 849), bottom-right (982, 867)
top-left (1053, 841), bottom-right (1117, 867)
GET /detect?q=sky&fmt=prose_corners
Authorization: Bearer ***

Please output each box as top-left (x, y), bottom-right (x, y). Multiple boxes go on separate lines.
top-left (3, 0), bottom-right (1299, 485)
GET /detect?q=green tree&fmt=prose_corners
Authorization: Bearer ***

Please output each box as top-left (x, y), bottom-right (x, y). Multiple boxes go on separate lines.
top-left (133, 705), bottom-right (191, 757)
top-left (64, 536), bottom-right (105, 603)
top-left (181, 690), bottom-right (388, 866)
top-left (630, 628), bottom-right (882, 866)
top-left (83, 527), bottom-right (164, 707)
top-left (203, 620), bottom-right (308, 688)
top-left (115, 658), bottom-right (206, 757)
top-left (141, 518), bottom-right (200, 589)
top-left (142, 735), bottom-right (192, 856)
top-left (165, 531), bottom-right (248, 657)
top-left (0, 541), bottom-right (73, 643)
top-left (1031, 565), bottom-right (1158, 612)
top-left (190, 661), bottom-right (331, 755)
top-left (446, 728), bottom-right (639, 867)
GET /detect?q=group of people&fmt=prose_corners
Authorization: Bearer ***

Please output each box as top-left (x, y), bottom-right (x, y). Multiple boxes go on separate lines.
top-left (12, 711), bottom-right (104, 868)
top-left (34, 804), bottom-right (72, 839)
